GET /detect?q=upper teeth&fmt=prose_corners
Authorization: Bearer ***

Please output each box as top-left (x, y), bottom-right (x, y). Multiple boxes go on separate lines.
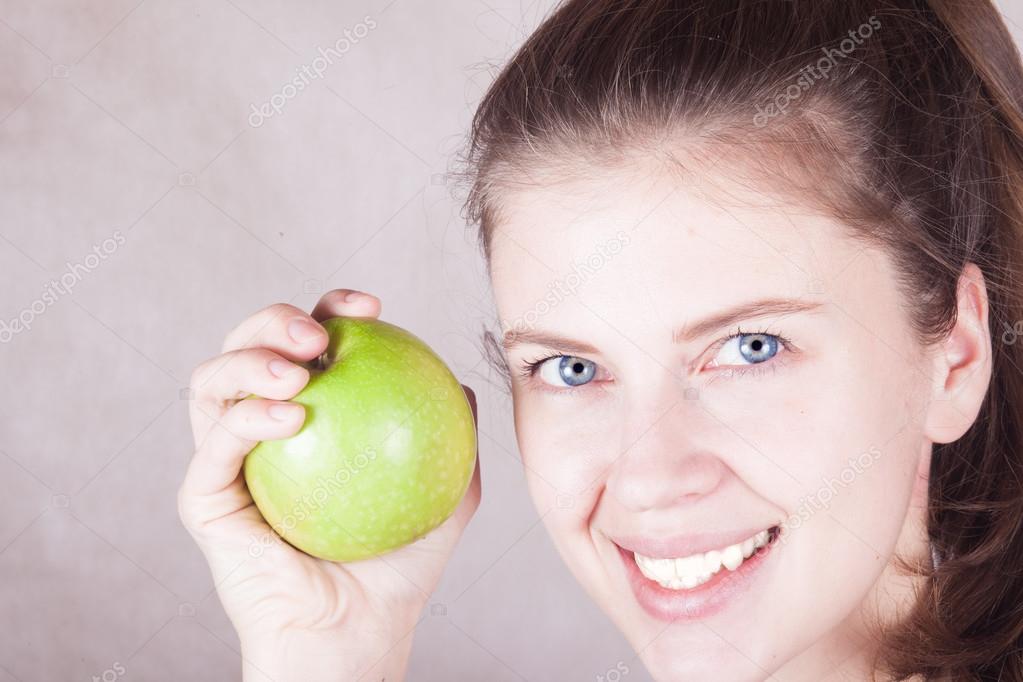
top-left (633, 529), bottom-right (770, 590)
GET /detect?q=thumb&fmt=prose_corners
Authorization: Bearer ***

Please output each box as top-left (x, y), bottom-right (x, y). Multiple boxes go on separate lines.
top-left (461, 383), bottom-right (477, 427)
top-left (448, 447), bottom-right (481, 530)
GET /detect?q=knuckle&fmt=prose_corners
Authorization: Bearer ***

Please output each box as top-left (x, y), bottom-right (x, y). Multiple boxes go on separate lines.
top-left (325, 289), bottom-right (378, 306)
top-left (190, 349), bottom-right (269, 399)
top-left (221, 347), bottom-right (262, 374)
top-left (240, 405), bottom-right (262, 426)
top-left (322, 289), bottom-right (353, 303)
top-left (215, 408), bottom-right (244, 435)
top-left (218, 409), bottom-right (259, 448)
top-left (262, 302), bottom-right (303, 325)
top-left (188, 352), bottom-right (240, 397)
top-left (221, 303), bottom-right (303, 353)
top-left (189, 358), bottom-right (216, 393)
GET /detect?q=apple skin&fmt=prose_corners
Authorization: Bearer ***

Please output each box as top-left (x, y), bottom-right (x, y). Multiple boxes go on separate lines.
top-left (243, 316), bottom-right (477, 562)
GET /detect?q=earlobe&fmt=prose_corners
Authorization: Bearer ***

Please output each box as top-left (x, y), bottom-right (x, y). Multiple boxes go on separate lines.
top-left (923, 262), bottom-right (993, 444)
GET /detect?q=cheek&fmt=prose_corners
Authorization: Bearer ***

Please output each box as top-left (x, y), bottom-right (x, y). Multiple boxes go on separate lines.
top-left (715, 347), bottom-right (925, 510)
top-left (724, 350), bottom-right (927, 598)
top-left (513, 395), bottom-right (614, 579)
top-left (512, 390), bottom-right (615, 511)
top-left (804, 352), bottom-right (926, 509)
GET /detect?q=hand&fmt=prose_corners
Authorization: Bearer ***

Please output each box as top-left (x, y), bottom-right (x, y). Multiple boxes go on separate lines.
top-left (177, 290), bottom-right (481, 681)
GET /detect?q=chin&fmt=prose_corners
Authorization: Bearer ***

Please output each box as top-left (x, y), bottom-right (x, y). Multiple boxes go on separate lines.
top-left (577, 533), bottom-right (792, 682)
top-left (637, 636), bottom-right (774, 682)
top-left (642, 654), bottom-right (765, 682)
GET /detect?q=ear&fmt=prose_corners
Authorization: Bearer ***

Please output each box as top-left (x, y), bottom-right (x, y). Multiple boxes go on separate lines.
top-left (923, 262), bottom-right (993, 444)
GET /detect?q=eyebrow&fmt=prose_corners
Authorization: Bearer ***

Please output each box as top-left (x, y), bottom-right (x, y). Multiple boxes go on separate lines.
top-left (671, 297), bottom-right (825, 343)
top-left (500, 297), bottom-right (824, 353)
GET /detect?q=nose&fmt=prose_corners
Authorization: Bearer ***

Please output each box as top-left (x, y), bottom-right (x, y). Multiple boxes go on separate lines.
top-left (604, 400), bottom-right (727, 513)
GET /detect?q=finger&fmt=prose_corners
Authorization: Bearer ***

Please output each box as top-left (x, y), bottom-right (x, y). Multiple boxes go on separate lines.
top-left (221, 303), bottom-right (328, 359)
top-left (449, 385), bottom-right (481, 527)
top-left (189, 349), bottom-right (310, 447)
top-left (461, 384), bottom-right (477, 426)
top-left (181, 399), bottom-right (306, 500)
top-left (310, 289), bottom-right (382, 322)
top-left (452, 448), bottom-right (482, 527)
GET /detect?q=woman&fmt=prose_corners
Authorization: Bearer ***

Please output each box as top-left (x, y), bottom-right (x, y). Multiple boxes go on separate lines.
top-left (178, 0), bottom-right (1023, 679)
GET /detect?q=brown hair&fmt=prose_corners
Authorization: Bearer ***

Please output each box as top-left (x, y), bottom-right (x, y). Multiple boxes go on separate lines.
top-left (460, 0), bottom-right (1023, 679)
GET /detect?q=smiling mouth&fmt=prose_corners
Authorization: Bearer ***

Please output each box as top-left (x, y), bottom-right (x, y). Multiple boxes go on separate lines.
top-left (629, 525), bottom-right (781, 590)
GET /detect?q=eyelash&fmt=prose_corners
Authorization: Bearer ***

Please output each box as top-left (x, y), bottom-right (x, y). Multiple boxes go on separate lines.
top-left (515, 325), bottom-right (794, 385)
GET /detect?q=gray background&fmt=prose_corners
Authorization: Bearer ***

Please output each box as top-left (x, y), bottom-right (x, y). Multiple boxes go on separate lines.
top-left (0, 2), bottom-right (1020, 680)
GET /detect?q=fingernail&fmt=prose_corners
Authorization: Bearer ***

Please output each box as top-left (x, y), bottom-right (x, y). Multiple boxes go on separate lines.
top-left (268, 359), bottom-right (299, 378)
top-left (268, 403), bottom-right (302, 421)
top-left (343, 290), bottom-right (365, 302)
top-left (288, 318), bottom-right (322, 343)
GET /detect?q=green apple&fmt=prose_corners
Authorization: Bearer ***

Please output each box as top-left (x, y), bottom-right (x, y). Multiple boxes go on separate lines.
top-left (243, 316), bottom-right (477, 562)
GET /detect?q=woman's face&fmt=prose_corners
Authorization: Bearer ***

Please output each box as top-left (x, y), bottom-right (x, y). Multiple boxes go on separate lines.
top-left (488, 157), bottom-right (935, 680)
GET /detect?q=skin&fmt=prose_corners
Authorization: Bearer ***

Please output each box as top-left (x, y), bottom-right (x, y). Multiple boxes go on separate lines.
top-left (180, 152), bottom-right (990, 681)
top-left (179, 291), bottom-right (481, 682)
top-left (488, 152), bottom-right (992, 681)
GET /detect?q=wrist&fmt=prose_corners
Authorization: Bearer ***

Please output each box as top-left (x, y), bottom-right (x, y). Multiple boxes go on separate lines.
top-left (240, 616), bottom-right (419, 682)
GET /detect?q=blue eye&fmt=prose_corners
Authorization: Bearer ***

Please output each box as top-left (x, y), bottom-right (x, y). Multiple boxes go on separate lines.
top-left (537, 355), bottom-right (597, 387)
top-left (713, 333), bottom-right (780, 366)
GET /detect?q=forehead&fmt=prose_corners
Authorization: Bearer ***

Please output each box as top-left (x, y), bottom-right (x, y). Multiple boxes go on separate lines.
top-left (487, 161), bottom-right (870, 339)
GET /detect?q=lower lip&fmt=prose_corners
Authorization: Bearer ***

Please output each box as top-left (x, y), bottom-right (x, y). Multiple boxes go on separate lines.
top-left (617, 531), bottom-right (779, 622)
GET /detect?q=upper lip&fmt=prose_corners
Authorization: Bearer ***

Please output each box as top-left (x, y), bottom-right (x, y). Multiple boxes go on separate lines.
top-left (611, 525), bottom-right (777, 559)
